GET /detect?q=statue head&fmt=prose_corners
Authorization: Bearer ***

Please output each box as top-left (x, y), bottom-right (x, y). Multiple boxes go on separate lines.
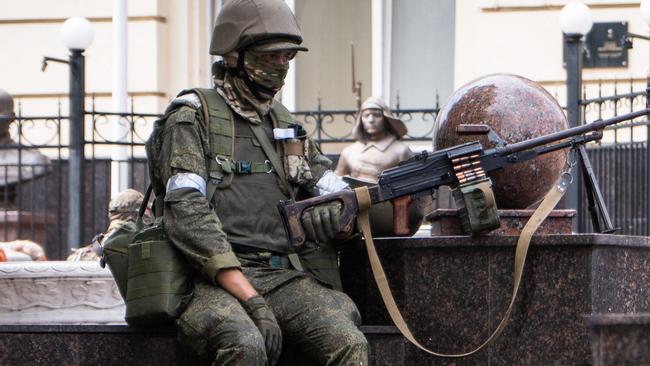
top-left (353, 97), bottom-right (407, 143)
top-left (0, 89), bottom-right (15, 137)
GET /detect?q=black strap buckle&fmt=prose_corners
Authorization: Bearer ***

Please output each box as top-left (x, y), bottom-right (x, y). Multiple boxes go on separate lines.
top-left (235, 160), bottom-right (252, 174)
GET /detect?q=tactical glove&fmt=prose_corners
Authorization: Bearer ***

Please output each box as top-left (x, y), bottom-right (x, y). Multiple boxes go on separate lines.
top-left (301, 201), bottom-right (349, 243)
top-left (241, 295), bottom-right (282, 366)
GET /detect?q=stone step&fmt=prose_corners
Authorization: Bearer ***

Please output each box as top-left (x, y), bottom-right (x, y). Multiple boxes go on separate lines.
top-left (588, 313), bottom-right (650, 366)
top-left (0, 324), bottom-right (406, 366)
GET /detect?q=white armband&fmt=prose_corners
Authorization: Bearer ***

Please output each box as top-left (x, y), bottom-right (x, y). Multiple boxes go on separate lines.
top-left (166, 173), bottom-right (207, 197)
top-left (316, 170), bottom-right (349, 196)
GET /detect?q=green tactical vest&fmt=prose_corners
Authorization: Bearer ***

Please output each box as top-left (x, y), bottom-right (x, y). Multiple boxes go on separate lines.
top-left (187, 89), bottom-right (342, 289)
top-left (186, 88), bottom-right (295, 189)
top-left (186, 88), bottom-right (297, 254)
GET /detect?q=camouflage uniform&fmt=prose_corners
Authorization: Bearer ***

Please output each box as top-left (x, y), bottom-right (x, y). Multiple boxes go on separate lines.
top-left (146, 1), bottom-right (369, 364)
top-left (151, 91), bottom-right (367, 365)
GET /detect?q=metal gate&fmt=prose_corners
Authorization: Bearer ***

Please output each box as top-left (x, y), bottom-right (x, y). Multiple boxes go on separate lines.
top-left (578, 81), bottom-right (650, 236)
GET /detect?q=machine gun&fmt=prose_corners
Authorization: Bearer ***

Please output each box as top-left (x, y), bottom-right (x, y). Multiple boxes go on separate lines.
top-left (278, 109), bottom-right (650, 247)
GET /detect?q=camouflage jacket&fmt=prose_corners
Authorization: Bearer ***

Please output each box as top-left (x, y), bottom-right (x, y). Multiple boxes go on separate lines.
top-left (148, 88), bottom-right (332, 285)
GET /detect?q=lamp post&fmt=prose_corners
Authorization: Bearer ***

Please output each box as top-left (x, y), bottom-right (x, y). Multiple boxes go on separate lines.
top-left (560, 2), bottom-right (593, 232)
top-left (60, 17), bottom-right (94, 254)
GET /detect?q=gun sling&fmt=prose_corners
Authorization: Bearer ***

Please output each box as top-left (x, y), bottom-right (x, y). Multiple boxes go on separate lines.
top-left (354, 176), bottom-right (568, 357)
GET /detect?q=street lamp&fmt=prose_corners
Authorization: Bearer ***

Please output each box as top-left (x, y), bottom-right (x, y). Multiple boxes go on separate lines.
top-left (561, 3), bottom-right (593, 128)
top-left (560, 2), bottom-right (593, 232)
top-left (61, 17), bottom-right (94, 254)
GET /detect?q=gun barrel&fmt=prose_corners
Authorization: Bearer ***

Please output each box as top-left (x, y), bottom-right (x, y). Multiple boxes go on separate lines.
top-left (494, 108), bottom-right (650, 156)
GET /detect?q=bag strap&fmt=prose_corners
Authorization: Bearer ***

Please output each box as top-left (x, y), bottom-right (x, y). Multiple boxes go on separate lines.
top-left (136, 183), bottom-right (154, 229)
top-left (353, 174), bottom-right (569, 357)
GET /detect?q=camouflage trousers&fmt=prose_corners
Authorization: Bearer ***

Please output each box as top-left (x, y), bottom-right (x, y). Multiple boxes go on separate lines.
top-left (176, 260), bottom-right (369, 366)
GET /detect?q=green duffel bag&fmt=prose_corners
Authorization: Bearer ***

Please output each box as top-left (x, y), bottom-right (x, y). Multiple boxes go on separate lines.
top-left (101, 221), bottom-right (140, 299)
top-left (124, 220), bottom-right (193, 326)
top-left (101, 184), bottom-right (194, 326)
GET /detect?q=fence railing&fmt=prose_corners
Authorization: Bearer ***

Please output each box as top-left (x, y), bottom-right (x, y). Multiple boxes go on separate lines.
top-left (577, 79), bottom-right (650, 235)
top-left (0, 100), bottom-right (439, 259)
top-left (293, 108), bottom-right (439, 143)
top-left (6, 80), bottom-right (650, 258)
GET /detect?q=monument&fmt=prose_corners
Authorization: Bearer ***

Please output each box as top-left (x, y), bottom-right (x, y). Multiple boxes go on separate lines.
top-left (0, 89), bottom-right (53, 252)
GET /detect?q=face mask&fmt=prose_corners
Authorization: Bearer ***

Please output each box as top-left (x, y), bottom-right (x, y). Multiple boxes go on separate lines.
top-left (243, 51), bottom-right (290, 95)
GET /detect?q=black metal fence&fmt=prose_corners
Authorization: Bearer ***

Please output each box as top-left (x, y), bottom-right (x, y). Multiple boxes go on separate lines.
top-left (0, 98), bottom-right (439, 259)
top-left (293, 107), bottom-right (438, 143)
top-left (5, 80), bottom-right (649, 259)
top-left (578, 79), bottom-right (650, 235)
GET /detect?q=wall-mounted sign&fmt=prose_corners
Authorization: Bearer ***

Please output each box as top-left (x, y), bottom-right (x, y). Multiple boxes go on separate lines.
top-left (583, 22), bottom-right (628, 68)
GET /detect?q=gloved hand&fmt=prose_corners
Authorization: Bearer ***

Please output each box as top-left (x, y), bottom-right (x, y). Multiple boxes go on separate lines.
top-left (301, 201), bottom-right (349, 243)
top-left (241, 295), bottom-right (282, 366)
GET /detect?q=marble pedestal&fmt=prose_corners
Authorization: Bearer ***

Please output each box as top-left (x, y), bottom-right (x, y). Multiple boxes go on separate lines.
top-left (340, 234), bottom-right (650, 365)
top-left (0, 261), bottom-right (125, 324)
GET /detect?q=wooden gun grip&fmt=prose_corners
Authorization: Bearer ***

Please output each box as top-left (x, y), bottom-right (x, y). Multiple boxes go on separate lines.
top-left (392, 196), bottom-right (413, 236)
top-left (278, 190), bottom-right (359, 248)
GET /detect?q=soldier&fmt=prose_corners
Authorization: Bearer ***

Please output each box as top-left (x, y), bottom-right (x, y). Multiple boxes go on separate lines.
top-left (146, 0), bottom-right (368, 365)
top-left (67, 188), bottom-right (150, 262)
top-left (335, 96), bottom-right (413, 183)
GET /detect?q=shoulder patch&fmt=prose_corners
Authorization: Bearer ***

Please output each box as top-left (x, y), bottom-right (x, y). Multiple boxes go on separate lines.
top-left (172, 93), bottom-right (202, 109)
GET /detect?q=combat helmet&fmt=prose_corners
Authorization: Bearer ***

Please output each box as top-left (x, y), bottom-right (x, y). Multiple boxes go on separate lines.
top-left (108, 188), bottom-right (144, 220)
top-left (0, 89), bottom-right (15, 123)
top-left (209, 0), bottom-right (308, 55)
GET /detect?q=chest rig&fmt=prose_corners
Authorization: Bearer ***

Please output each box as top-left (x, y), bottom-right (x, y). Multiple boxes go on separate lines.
top-left (182, 88), bottom-right (297, 194)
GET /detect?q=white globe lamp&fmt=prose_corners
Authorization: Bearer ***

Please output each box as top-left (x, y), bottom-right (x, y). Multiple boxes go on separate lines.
top-left (60, 17), bottom-right (95, 50)
top-left (559, 2), bottom-right (593, 36)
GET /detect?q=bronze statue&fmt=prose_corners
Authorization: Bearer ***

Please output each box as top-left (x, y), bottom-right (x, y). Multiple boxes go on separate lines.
top-left (332, 97), bottom-right (425, 237)
top-left (335, 96), bottom-right (412, 183)
top-left (0, 89), bottom-right (51, 207)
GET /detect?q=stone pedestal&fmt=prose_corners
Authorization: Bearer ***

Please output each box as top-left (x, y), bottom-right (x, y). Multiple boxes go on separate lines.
top-left (0, 324), bottom-right (403, 366)
top-left (588, 313), bottom-right (650, 366)
top-left (340, 234), bottom-right (650, 365)
top-left (0, 261), bottom-right (125, 324)
top-left (0, 210), bottom-right (56, 247)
